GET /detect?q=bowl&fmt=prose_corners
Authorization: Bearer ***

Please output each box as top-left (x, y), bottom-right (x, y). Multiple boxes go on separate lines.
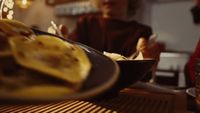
top-left (96, 59), bottom-right (156, 98)
top-left (116, 60), bottom-right (156, 89)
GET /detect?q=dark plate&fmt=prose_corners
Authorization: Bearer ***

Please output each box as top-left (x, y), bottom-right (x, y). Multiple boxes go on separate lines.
top-left (0, 29), bottom-right (120, 103)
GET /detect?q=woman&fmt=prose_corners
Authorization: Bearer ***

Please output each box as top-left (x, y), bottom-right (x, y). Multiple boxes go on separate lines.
top-left (185, 39), bottom-right (200, 87)
top-left (185, 0), bottom-right (200, 87)
top-left (61, 0), bottom-right (164, 82)
top-left (191, 0), bottom-right (200, 24)
top-left (67, 0), bottom-right (153, 57)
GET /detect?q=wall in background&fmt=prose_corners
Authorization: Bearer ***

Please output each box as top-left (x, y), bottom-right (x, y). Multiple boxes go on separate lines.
top-left (14, 0), bottom-right (56, 31)
top-left (14, 0), bottom-right (77, 32)
top-left (13, 0), bottom-right (199, 52)
top-left (151, 1), bottom-right (200, 52)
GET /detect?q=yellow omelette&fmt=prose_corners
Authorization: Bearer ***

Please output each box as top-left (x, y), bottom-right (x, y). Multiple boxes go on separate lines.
top-left (9, 35), bottom-right (91, 84)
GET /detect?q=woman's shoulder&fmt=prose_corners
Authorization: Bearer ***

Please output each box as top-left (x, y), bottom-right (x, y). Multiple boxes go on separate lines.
top-left (129, 20), bottom-right (152, 30)
top-left (128, 20), bottom-right (153, 38)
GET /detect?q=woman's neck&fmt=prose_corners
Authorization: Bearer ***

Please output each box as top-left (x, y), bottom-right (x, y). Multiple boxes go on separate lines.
top-left (102, 13), bottom-right (130, 22)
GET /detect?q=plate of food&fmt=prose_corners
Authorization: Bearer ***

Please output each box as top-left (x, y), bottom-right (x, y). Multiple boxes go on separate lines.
top-left (0, 19), bottom-right (119, 103)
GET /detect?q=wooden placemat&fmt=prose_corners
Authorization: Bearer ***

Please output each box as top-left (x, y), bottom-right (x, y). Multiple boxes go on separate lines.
top-left (0, 88), bottom-right (187, 113)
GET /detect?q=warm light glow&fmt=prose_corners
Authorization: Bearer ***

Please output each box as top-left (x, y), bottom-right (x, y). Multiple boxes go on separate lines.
top-left (22, 0), bottom-right (27, 5)
top-left (0, 0), bottom-right (14, 19)
top-left (15, 0), bottom-right (33, 9)
top-left (0, 0), bottom-right (6, 19)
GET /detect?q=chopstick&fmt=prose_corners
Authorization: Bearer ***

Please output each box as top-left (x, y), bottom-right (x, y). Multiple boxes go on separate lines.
top-left (50, 21), bottom-right (64, 38)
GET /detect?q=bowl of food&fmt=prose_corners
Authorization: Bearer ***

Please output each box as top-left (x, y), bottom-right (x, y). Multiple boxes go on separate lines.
top-left (103, 52), bottom-right (156, 96)
top-left (116, 60), bottom-right (155, 89)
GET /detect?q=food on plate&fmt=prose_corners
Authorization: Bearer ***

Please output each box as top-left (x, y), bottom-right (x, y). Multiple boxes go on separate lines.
top-left (103, 51), bottom-right (144, 61)
top-left (0, 56), bottom-right (76, 97)
top-left (103, 51), bottom-right (128, 60)
top-left (0, 19), bottom-right (34, 36)
top-left (0, 19), bottom-right (92, 97)
top-left (9, 35), bottom-right (91, 84)
top-left (0, 19), bottom-right (34, 56)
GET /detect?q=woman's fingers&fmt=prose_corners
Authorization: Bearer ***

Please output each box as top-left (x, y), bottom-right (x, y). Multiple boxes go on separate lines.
top-left (136, 37), bottom-right (165, 60)
top-left (136, 37), bottom-right (148, 52)
top-left (59, 24), bottom-right (69, 38)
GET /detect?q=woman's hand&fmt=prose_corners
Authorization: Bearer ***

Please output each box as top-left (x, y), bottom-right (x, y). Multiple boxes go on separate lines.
top-left (59, 24), bottom-right (69, 39)
top-left (136, 37), bottom-right (165, 61)
top-left (137, 37), bottom-right (165, 83)
top-left (47, 23), bottom-right (69, 39)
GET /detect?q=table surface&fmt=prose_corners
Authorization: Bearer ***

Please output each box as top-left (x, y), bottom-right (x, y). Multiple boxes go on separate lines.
top-left (0, 83), bottom-right (189, 113)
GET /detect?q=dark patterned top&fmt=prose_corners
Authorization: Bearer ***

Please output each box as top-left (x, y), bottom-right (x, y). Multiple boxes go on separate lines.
top-left (69, 14), bottom-right (152, 56)
top-left (185, 39), bottom-right (200, 86)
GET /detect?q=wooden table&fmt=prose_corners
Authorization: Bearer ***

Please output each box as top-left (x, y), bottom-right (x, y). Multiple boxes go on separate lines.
top-left (0, 85), bottom-right (187, 113)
